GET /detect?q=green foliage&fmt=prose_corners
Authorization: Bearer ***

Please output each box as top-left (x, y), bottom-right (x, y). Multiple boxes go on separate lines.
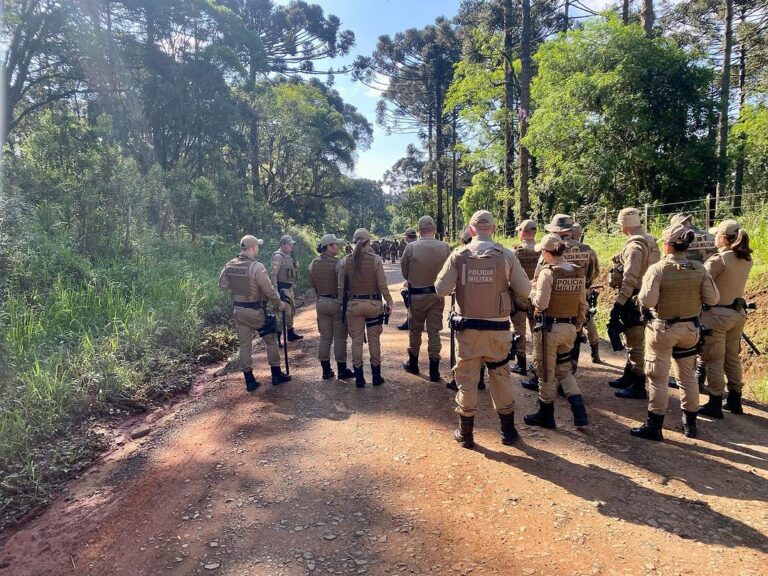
top-left (733, 104), bottom-right (768, 196)
top-left (460, 171), bottom-right (504, 225)
top-left (525, 18), bottom-right (717, 213)
top-left (389, 185), bottom-right (438, 233)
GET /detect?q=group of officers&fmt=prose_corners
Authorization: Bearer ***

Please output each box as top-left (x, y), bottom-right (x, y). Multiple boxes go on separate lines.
top-left (371, 236), bottom-right (409, 263)
top-left (219, 206), bottom-right (753, 447)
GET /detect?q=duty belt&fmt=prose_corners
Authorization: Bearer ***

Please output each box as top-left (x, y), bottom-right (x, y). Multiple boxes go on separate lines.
top-left (449, 315), bottom-right (510, 331)
top-left (703, 298), bottom-right (745, 311)
top-left (319, 293), bottom-right (338, 298)
top-left (234, 301), bottom-right (266, 309)
top-left (652, 314), bottom-right (699, 325)
top-left (352, 294), bottom-right (381, 300)
top-left (408, 285), bottom-right (437, 295)
top-left (535, 315), bottom-right (578, 325)
top-left (277, 281), bottom-right (293, 289)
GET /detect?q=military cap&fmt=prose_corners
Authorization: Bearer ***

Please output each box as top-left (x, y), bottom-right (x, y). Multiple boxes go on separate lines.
top-left (516, 219), bottom-right (537, 232)
top-left (405, 226), bottom-right (418, 236)
top-left (544, 213), bottom-right (574, 232)
top-left (709, 219), bottom-right (742, 236)
top-left (617, 207), bottom-right (641, 228)
top-left (240, 235), bottom-right (263, 249)
top-left (571, 222), bottom-right (583, 239)
top-left (319, 233), bottom-right (344, 248)
top-left (353, 228), bottom-right (371, 243)
top-left (469, 210), bottom-right (494, 226)
top-left (417, 215), bottom-right (435, 230)
top-left (661, 223), bottom-right (695, 244)
top-left (280, 234), bottom-right (295, 245)
top-left (670, 213), bottom-right (694, 226)
top-left (535, 233), bottom-right (565, 252)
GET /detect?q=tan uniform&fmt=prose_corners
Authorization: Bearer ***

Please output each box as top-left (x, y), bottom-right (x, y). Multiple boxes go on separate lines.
top-left (512, 240), bottom-right (540, 349)
top-left (338, 248), bottom-right (394, 367)
top-left (639, 254), bottom-right (719, 415)
top-left (218, 254), bottom-right (282, 370)
top-left (687, 229), bottom-right (717, 263)
top-left (271, 249), bottom-right (299, 330)
top-left (565, 239), bottom-right (600, 346)
top-left (700, 249), bottom-right (753, 395)
top-left (435, 237), bottom-right (531, 417)
top-left (401, 237), bottom-right (451, 360)
top-left (530, 260), bottom-right (588, 403)
top-left (611, 231), bottom-right (660, 374)
top-left (309, 254), bottom-right (348, 363)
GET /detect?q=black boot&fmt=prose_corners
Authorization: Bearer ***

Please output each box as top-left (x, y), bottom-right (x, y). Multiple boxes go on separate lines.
top-left (499, 412), bottom-right (519, 445)
top-left (429, 358), bottom-right (441, 382)
top-left (287, 328), bottom-right (304, 342)
top-left (277, 332), bottom-right (283, 349)
top-left (521, 373), bottom-right (539, 391)
top-left (271, 365), bottom-right (291, 385)
top-left (723, 389), bottom-right (744, 414)
top-left (696, 360), bottom-right (707, 394)
top-left (590, 343), bottom-right (602, 363)
top-left (568, 394), bottom-right (588, 427)
top-left (668, 377), bottom-right (679, 389)
top-left (371, 364), bottom-right (384, 386)
top-left (615, 372), bottom-right (648, 399)
top-left (337, 362), bottom-right (354, 380)
top-left (321, 360), bottom-right (335, 380)
top-left (478, 364), bottom-right (486, 390)
top-left (453, 415), bottom-right (475, 449)
top-left (397, 320), bottom-right (409, 331)
top-left (511, 354), bottom-right (527, 376)
top-left (446, 375), bottom-right (458, 391)
top-left (557, 384), bottom-right (566, 397)
top-left (698, 395), bottom-right (724, 419)
top-left (402, 354), bottom-right (419, 375)
top-left (608, 363), bottom-right (632, 388)
top-left (682, 410), bottom-right (698, 438)
top-left (524, 401), bottom-right (556, 429)
top-left (354, 365), bottom-right (366, 388)
top-left (630, 412), bottom-right (664, 441)
top-left (243, 370), bottom-right (260, 392)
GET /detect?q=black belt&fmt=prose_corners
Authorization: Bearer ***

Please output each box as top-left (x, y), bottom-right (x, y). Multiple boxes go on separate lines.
top-left (409, 286), bottom-right (437, 295)
top-left (319, 293), bottom-right (338, 299)
top-left (234, 301), bottom-right (266, 309)
top-left (536, 315), bottom-right (578, 325)
top-left (703, 298), bottom-right (744, 311)
top-left (277, 281), bottom-right (293, 289)
top-left (352, 294), bottom-right (381, 300)
top-left (450, 315), bottom-right (510, 331)
top-left (654, 315), bottom-right (698, 324)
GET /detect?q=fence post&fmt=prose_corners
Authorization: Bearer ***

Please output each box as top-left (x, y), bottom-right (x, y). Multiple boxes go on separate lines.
top-left (644, 203), bottom-right (649, 228)
top-left (705, 194), bottom-right (711, 229)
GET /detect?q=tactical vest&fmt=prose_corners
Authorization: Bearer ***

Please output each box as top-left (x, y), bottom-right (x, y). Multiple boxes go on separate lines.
top-left (515, 245), bottom-right (540, 280)
top-left (454, 245), bottom-right (512, 318)
top-left (655, 259), bottom-right (706, 319)
top-left (346, 250), bottom-right (378, 295)
top-left (224, 256), bottom-right (263, 302)
top-left (407, 240), bottom-right (449, 288)
top-left (542, 264), bottom-right (584, 318)
top-left (563, 245), bottom-right (591, 268)
top-left (687, 232), bottom-right (716, 263)
top-left (273, 250), bottom-right (297, 283)
top-left (312, 255), bottom-right (338, 295)
top-left (712, 250), bottom-right (753, 306)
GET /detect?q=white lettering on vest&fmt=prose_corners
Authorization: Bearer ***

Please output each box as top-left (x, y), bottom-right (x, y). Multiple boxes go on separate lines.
top-left (555, 278), bottom-right (584, 292)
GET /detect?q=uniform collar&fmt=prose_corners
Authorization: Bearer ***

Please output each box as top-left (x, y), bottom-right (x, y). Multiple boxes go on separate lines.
top-left (666, 253), bottom-right (687, 261)
top-left (239, 253), bottom-right (255, 260)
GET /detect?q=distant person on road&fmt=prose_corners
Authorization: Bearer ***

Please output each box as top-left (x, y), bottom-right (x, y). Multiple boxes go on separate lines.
top-left (271, 234), bottom-right (304, 343)
top-left (397, 227), bottom-right (419, 331)
top-left (218, 235), bottom-right (291, 391)
top-left (511, 219), bottom-right (539, 377)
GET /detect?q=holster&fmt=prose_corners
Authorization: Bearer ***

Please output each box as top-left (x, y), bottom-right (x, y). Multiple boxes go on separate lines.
top-left (401, 287), bottom-right (410, 309)
top-left (608, 263), bottom-right (624, 289)
top-left (366, 314), bottom-right (386, 327)
top-left (485, 334), bottom-right (522, 370)
top-left (258, 314), bottom-right (278, 337)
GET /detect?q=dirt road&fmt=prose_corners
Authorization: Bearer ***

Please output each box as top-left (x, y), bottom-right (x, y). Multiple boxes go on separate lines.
top-left (2, 263), bottom-right (767, 576)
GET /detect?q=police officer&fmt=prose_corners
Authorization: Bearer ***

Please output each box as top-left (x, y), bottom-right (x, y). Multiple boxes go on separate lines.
top-left (390, 239), bottom-right (399, 263)
top-left (631, 223), bottom-right (719, 440)
top-left (338, 228), bottom-right (394, 387)
top-left (670, 213), bottom-right (717, 263)
top-left (608, 208), bottom-right (661, 398)
top-left (401, 216), bottom-right (451, 381)
top-left (511, 219), bottom-right (539, 376)
top-left (435, 210), bottom-right (531, 448)
top-left (698, 220), bottom-right (753, 418)
top-left (397, 228), bottom-right (419, 331)
top-left (569, 222), bottom-right (601, 364)
top-left (524, 234), bottom-right (589, 429)
top-left (218, 235), bottom-right (291, 390)
top-left (271, 235), bottom-right (304, 342)
top-left (309, 234), bottom-right (355, 382)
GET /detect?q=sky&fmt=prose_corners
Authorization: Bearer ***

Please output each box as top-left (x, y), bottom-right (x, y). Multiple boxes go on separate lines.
top-left (278, 0), bottom-right (620, 182)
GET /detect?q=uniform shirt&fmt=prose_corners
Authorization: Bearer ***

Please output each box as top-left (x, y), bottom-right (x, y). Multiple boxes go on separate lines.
top-left (337, 246), bottom-right (394, 307)
top-left (435, 235), bottom-right (531, 321)
top-left (400, 237), bottom-right (451, 288)
top-left (308, 253), bottom-right (342, 296)
top-left (271, 248), bottom-right (299, 286)
top-left (565, 238), bottom-right (599, 286)
top-left (530, 257), bottom-right (587, 325)
top-left (617, 230), bottom-right (657, 305)
top-left (704, 248), bottom-right (753, 305)
top-left (218, 253), bottom-right (282, 307)
top-left (638, 253), bottom-right (719, 311)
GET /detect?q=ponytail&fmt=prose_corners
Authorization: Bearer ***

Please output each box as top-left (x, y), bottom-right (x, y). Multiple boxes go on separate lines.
top-left (352, 238), bottom-right (369, 276)
top-left (546, 244), bottom-right (567, 257)
top-left (728, 229), bottom-right (753, 261)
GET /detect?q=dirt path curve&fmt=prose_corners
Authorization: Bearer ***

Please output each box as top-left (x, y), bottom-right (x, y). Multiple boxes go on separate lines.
top-left (2, 263), bottom-right (768, 576)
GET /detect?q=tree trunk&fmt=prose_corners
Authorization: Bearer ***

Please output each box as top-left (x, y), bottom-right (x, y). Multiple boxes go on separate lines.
top-left (503, 0), bottom-right (516, 233)
top-left (622, 0), bottom-right (630, 25)
top-left (733, 6), bottom-right (747, 215)
top-left (249, 61), bottom-right (261, 198)
top-left (715, 0), bottom-right (734, 205)
top-left (435, 87), bottom-right (445, 240)
top-left (427, 109), bottom-right (434, 187)
top-left (563, 0), bottom-right (570, 34)
top-left (451, 112), bottom-right (458, 240)
top-left (519, 0), bottom-right (532, 220)
top-left (641, 0), bottom-right (655, 37)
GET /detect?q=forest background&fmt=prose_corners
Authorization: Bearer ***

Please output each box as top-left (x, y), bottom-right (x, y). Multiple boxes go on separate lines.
top-left (1, 0), bottom-right (768, 524)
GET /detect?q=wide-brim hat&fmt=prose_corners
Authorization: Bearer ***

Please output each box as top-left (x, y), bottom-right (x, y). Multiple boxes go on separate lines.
top-left (544, 213), bottom-right (573, 233)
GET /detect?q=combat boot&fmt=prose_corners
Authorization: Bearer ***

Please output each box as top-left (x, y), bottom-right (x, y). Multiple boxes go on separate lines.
top-left (590, 343), bottom-right (602, 363)
top-left (271, 366), bottom-right (291, 385)
top-left (511, 354), bottom-right (527, 376)
top-left (429, 358), bottom-right (441, 382)
top-left (698, 395), bottom-right (724, 419)
top-left (243, 370), bottom-right (260, 392)
top-left (453, 415), bottom-right (475, 449)
top-left (682, 410), bottom-right (698, 438)
top-left (608, 363), bottom-right (632, 388)
top-left (354, 365), bottom-right (366, 388)
top-left (402, 354), bottom-right (420, 375)
top-left (498, 412), bottom-right (519, 445)
top-left (336, 362), bottom-right (354, 380)
top-left (568, 394), bottom-right (589, 427)
top-left (521, 373), bottom-right (539, 391)
top-left (668, 377), bottom-right (679, 389)
top-left (695, 359), bottom-right (707, 393)
top-left (524, 401), bottom-right (556, 429)
top-left (615, 372), bottom-right (648, 399)
top-left (371, 364), bottom-right (384, 386)
top-left (723, 389), bottom-right (744, 414)
top-left (321, 360), bottom-right (335, 380)
top-left (446, 376), bottom-right (458, 391)
top-left (397, 320), bottom-right (409, 331)
top-left (287, 329), bottom-right (304, 342)
top-left (478, 364), bottom-right (486, 390)
top-left (630, 412), bottom-right (664, 441)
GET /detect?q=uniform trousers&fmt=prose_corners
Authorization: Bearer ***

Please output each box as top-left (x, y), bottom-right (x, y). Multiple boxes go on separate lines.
top-left (534, 323), bottom-right (581, 404)
top-left (347, 299), bottom-right (385, 367)
top-left (315, 296), bottom-right (348, 362)
top-left (278, 286), bottom-right (296, 330)
top-left (700, 308), bottom-right (747, 395)
top-left (233, 307), bottom-right (280, 370)
top-left (645, 320), bottom-right (699, 415)
top-left (407, 293), bottom-right (445, 360)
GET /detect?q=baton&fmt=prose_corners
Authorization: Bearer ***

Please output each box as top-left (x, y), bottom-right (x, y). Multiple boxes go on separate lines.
top-left (282, 309), bottom-right (290, 375)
